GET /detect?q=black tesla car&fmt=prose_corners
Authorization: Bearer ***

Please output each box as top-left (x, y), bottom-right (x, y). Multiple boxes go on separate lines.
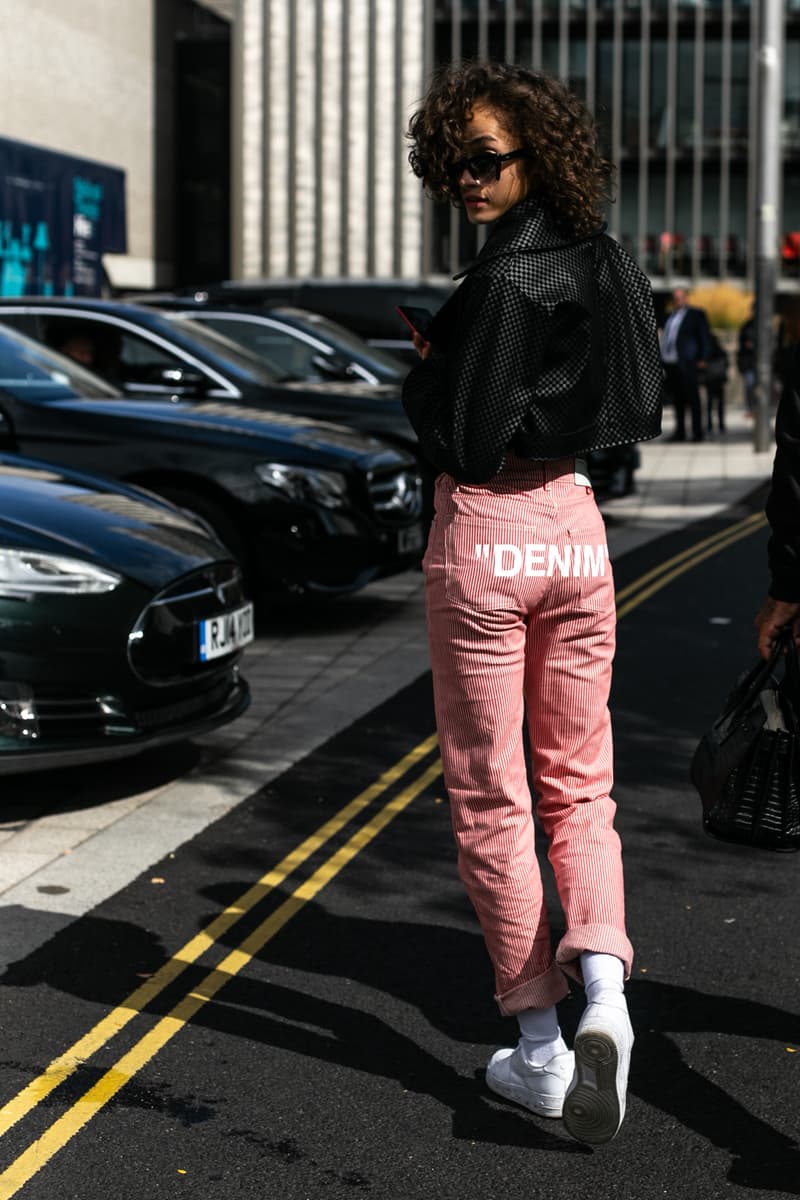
top-left (0, 455), bottom-right (252, 773)
top-left (0, 324), bottom-right (424, 599)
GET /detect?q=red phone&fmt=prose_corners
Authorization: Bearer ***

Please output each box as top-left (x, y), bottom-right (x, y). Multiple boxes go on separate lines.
top-left (396, 305), bottom-right (434, 341)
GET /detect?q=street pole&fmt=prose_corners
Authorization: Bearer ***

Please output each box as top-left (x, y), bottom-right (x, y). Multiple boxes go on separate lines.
top-left (753, 0), bottom-right (784, 453)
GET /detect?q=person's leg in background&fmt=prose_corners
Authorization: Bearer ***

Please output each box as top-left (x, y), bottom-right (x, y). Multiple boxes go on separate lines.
top-left (664, 363), bottom-right (687, 440)
top-left (688, 375), bottom-right (705, 441)
top-left (706, 383), bottom-right (714, 433)
top-left (743, 367), bottom-right (756, 418)
top-left (715, 382), bottom-right (726, 432)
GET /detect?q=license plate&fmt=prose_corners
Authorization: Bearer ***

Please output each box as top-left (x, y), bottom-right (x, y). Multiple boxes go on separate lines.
top-left (198, 602), bottom-right (255, 662)
top-left (397, 523), bottom-right (424, 554)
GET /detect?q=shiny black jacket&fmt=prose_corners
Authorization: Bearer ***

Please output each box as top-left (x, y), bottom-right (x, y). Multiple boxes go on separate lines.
top-left (402, 197), bottom-right (663, 483)
top-left (767, 345), bottom-right (800, 600)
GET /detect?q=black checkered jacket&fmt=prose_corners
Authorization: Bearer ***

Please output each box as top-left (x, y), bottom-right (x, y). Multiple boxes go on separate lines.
top-left (402, 197), bottom-right (664, 483)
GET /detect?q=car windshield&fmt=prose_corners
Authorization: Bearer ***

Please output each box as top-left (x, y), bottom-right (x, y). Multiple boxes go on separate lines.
top-left (276, 309), bottom-right (405, 376)
top-left (0, 324), bottom-right (121, 398)
top-left (166, 313), bottom-right (286, 383)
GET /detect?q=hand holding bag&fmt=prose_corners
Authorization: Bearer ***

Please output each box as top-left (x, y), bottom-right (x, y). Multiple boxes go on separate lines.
top-left (690, 629), bottom-right (800, 852)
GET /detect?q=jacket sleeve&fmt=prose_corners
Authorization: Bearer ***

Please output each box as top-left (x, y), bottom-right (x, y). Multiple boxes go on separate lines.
top-left (697, 308), bottom-right (713, 361)
top-left (401, 274), bottom-right (553, 483)
top-left (766, 346), bottom-right (800, 601)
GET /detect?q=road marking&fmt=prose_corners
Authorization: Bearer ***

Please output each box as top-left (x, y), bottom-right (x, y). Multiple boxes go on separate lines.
top-left (615, 512), bottom-right (767, 618)
top-left (0, 732), bottom-right (438, 1142)
top-left (614, 510), bottom-right (766, 602)
top-left (0, 757), bottom-right (443, 1199)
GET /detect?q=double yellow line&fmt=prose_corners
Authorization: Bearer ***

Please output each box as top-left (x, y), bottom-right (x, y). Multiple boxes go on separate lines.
top-left (0, 505), bottom-right (768, 1195)
top-left (615, 510), bottom-right (767, 619)
top-left (0, 735), bottom-right (442, 1198)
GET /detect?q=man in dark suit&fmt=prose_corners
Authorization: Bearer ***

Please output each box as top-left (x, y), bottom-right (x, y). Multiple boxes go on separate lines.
top-left (660, 287), bottom-right (713, 442)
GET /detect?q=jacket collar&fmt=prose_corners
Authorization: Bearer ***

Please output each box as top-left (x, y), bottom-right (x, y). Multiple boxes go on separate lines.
top-left (453, 197), bottom-right (606, 279)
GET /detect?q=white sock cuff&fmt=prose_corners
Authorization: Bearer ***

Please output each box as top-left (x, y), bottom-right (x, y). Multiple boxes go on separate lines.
top-left (517, 1004), bottom-right (560, 1043)
top-left (580, 951), bottom-right (625, 995)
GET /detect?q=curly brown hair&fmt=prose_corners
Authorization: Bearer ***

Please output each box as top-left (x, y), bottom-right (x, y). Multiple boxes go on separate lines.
top-left (407, 61), bottom-right (614, 237)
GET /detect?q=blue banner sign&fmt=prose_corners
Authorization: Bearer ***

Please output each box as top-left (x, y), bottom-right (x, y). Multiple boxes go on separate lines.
top-left (0, 136), bottom-right (126, 297)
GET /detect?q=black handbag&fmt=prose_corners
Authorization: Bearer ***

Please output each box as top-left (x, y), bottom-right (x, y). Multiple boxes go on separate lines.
top-left (690, 630), bottom-right (800, 852)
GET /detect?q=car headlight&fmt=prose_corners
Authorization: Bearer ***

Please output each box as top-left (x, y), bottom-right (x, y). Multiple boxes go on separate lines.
top-left (254, 462), bottom-right (349, 509)
top-left (0, 550), bottom-right (121, 596)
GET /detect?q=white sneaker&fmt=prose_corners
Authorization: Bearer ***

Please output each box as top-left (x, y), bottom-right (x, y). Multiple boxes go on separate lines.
top-left (563, 996), bottom-right (634, 1145)
top-left (486, 1045), bottom-right (575, 1118)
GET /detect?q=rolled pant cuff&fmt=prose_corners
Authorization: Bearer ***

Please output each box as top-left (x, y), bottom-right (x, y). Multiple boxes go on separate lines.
top-left (495, 961), bottom-right (570, 1016)
top-left (555, 925), bottom-right (634, 985)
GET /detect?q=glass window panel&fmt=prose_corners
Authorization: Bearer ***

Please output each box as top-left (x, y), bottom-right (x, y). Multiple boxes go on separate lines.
top-left (727, 168), bottom-right (747, 274)
top-left (785, 41), bottom-right (800, 152)
top-left (616, 163), bottom-right (639, 252)
top-left (730, 39), bottom-right (750, 154)
top-left (595, 37), bottom-right (614, 151)
top-left (705, 39), bottom-right (722, 151)
top-left (541, 36), bottom-right (560, 77)
top-left (784, 167), bottom-right (800, 246)
top-left (677, 37), bottom-right (696, 148)
top-left (645, 164), bottom-right (667, 273)
top-left (568, 38), bottom-right (588, 102)
top-left (650, 39), bottom-right (668, 150)
top-left (622, 36), bottom-right (640, 151)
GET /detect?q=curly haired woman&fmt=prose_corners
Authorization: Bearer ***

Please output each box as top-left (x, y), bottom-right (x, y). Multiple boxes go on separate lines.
top-left (402, 62), bottom-right (663, 1145)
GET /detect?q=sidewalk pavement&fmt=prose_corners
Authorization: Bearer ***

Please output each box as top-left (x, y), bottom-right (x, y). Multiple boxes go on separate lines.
top-left (0, 406), bottom-right (777, 954)
top-left (602, 407), bottom-right (773, 558)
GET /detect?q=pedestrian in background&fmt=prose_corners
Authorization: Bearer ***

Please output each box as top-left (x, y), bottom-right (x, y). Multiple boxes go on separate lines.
top-left (755, 343), bottom-right (800, 659)
top-left (701, 334), bottom-right (729, 435)
top-left (660, 287), bottom-right (713, 442)
top-left (403, 61), bottom-right (662, 1145)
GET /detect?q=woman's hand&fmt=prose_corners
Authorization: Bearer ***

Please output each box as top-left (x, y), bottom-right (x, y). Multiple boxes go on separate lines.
top-left (412, 332), bottom-right (431, 360)
top-left (754, 596), bottom-right (800, 659)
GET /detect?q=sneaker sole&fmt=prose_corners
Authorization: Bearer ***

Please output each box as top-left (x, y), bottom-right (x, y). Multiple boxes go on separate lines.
top-left (485, 1072), bottom-right (565, 1118)
top-left (562, 1031), bottom-right (623, 1145)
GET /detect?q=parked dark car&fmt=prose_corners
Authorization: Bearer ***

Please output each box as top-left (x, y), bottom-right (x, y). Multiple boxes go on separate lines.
top-left (0, 323), bottom-right (424, 599)
top-left (136, 299), bottom-right (408, 385)
top-left (0, 455), bottom-right (252, 773)
top-left (0, 297), bottom-right (418, 452)
top-left (0, 296), bottom-right (436, 526)
top-left (143, 276), bottom-right (456, 364)
top-left (132, 282), bottom-right (640, 498)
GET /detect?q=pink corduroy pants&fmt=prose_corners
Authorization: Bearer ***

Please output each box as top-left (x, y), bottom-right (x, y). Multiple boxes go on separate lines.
top-left (423, 454), bottom-right (634, 1016)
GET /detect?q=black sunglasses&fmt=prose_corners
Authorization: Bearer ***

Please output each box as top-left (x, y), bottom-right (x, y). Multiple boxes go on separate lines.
top-left (446, 148), bottom-right (531, 190)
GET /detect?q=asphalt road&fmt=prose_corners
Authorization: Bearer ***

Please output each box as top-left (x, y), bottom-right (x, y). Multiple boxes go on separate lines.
top-left (0, 499), bottom-right (797, 1200)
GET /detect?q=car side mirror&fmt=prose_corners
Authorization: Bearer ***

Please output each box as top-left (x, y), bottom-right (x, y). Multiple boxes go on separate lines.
top-left (144, 366), bottom-right (209, 395)
top-left (309, 353), bottom-right (356, 381)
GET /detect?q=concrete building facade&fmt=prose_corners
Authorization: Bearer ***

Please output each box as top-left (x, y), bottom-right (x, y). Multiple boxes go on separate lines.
top-left (232, 0), bottom-right (800, 295)
top-left (231, 0), bottom-right (429, 280)
top-left (1, 1), bottom-right (798, 296)
top-left (0, 0), bottom-right (229, 291)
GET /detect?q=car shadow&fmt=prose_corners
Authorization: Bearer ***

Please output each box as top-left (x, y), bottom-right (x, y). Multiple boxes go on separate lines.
top-left (0, 739), bottom-right (203, 819)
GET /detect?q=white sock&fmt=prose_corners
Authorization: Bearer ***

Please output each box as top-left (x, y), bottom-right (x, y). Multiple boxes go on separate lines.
top-left (580, 951), bottom-right (625, 1005)
top-left (516, 1006), bottom-right (567, 1067)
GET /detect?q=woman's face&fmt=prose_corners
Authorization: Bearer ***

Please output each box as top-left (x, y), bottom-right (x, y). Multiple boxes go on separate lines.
top-left (450, 102), bottom-right (532, 224)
